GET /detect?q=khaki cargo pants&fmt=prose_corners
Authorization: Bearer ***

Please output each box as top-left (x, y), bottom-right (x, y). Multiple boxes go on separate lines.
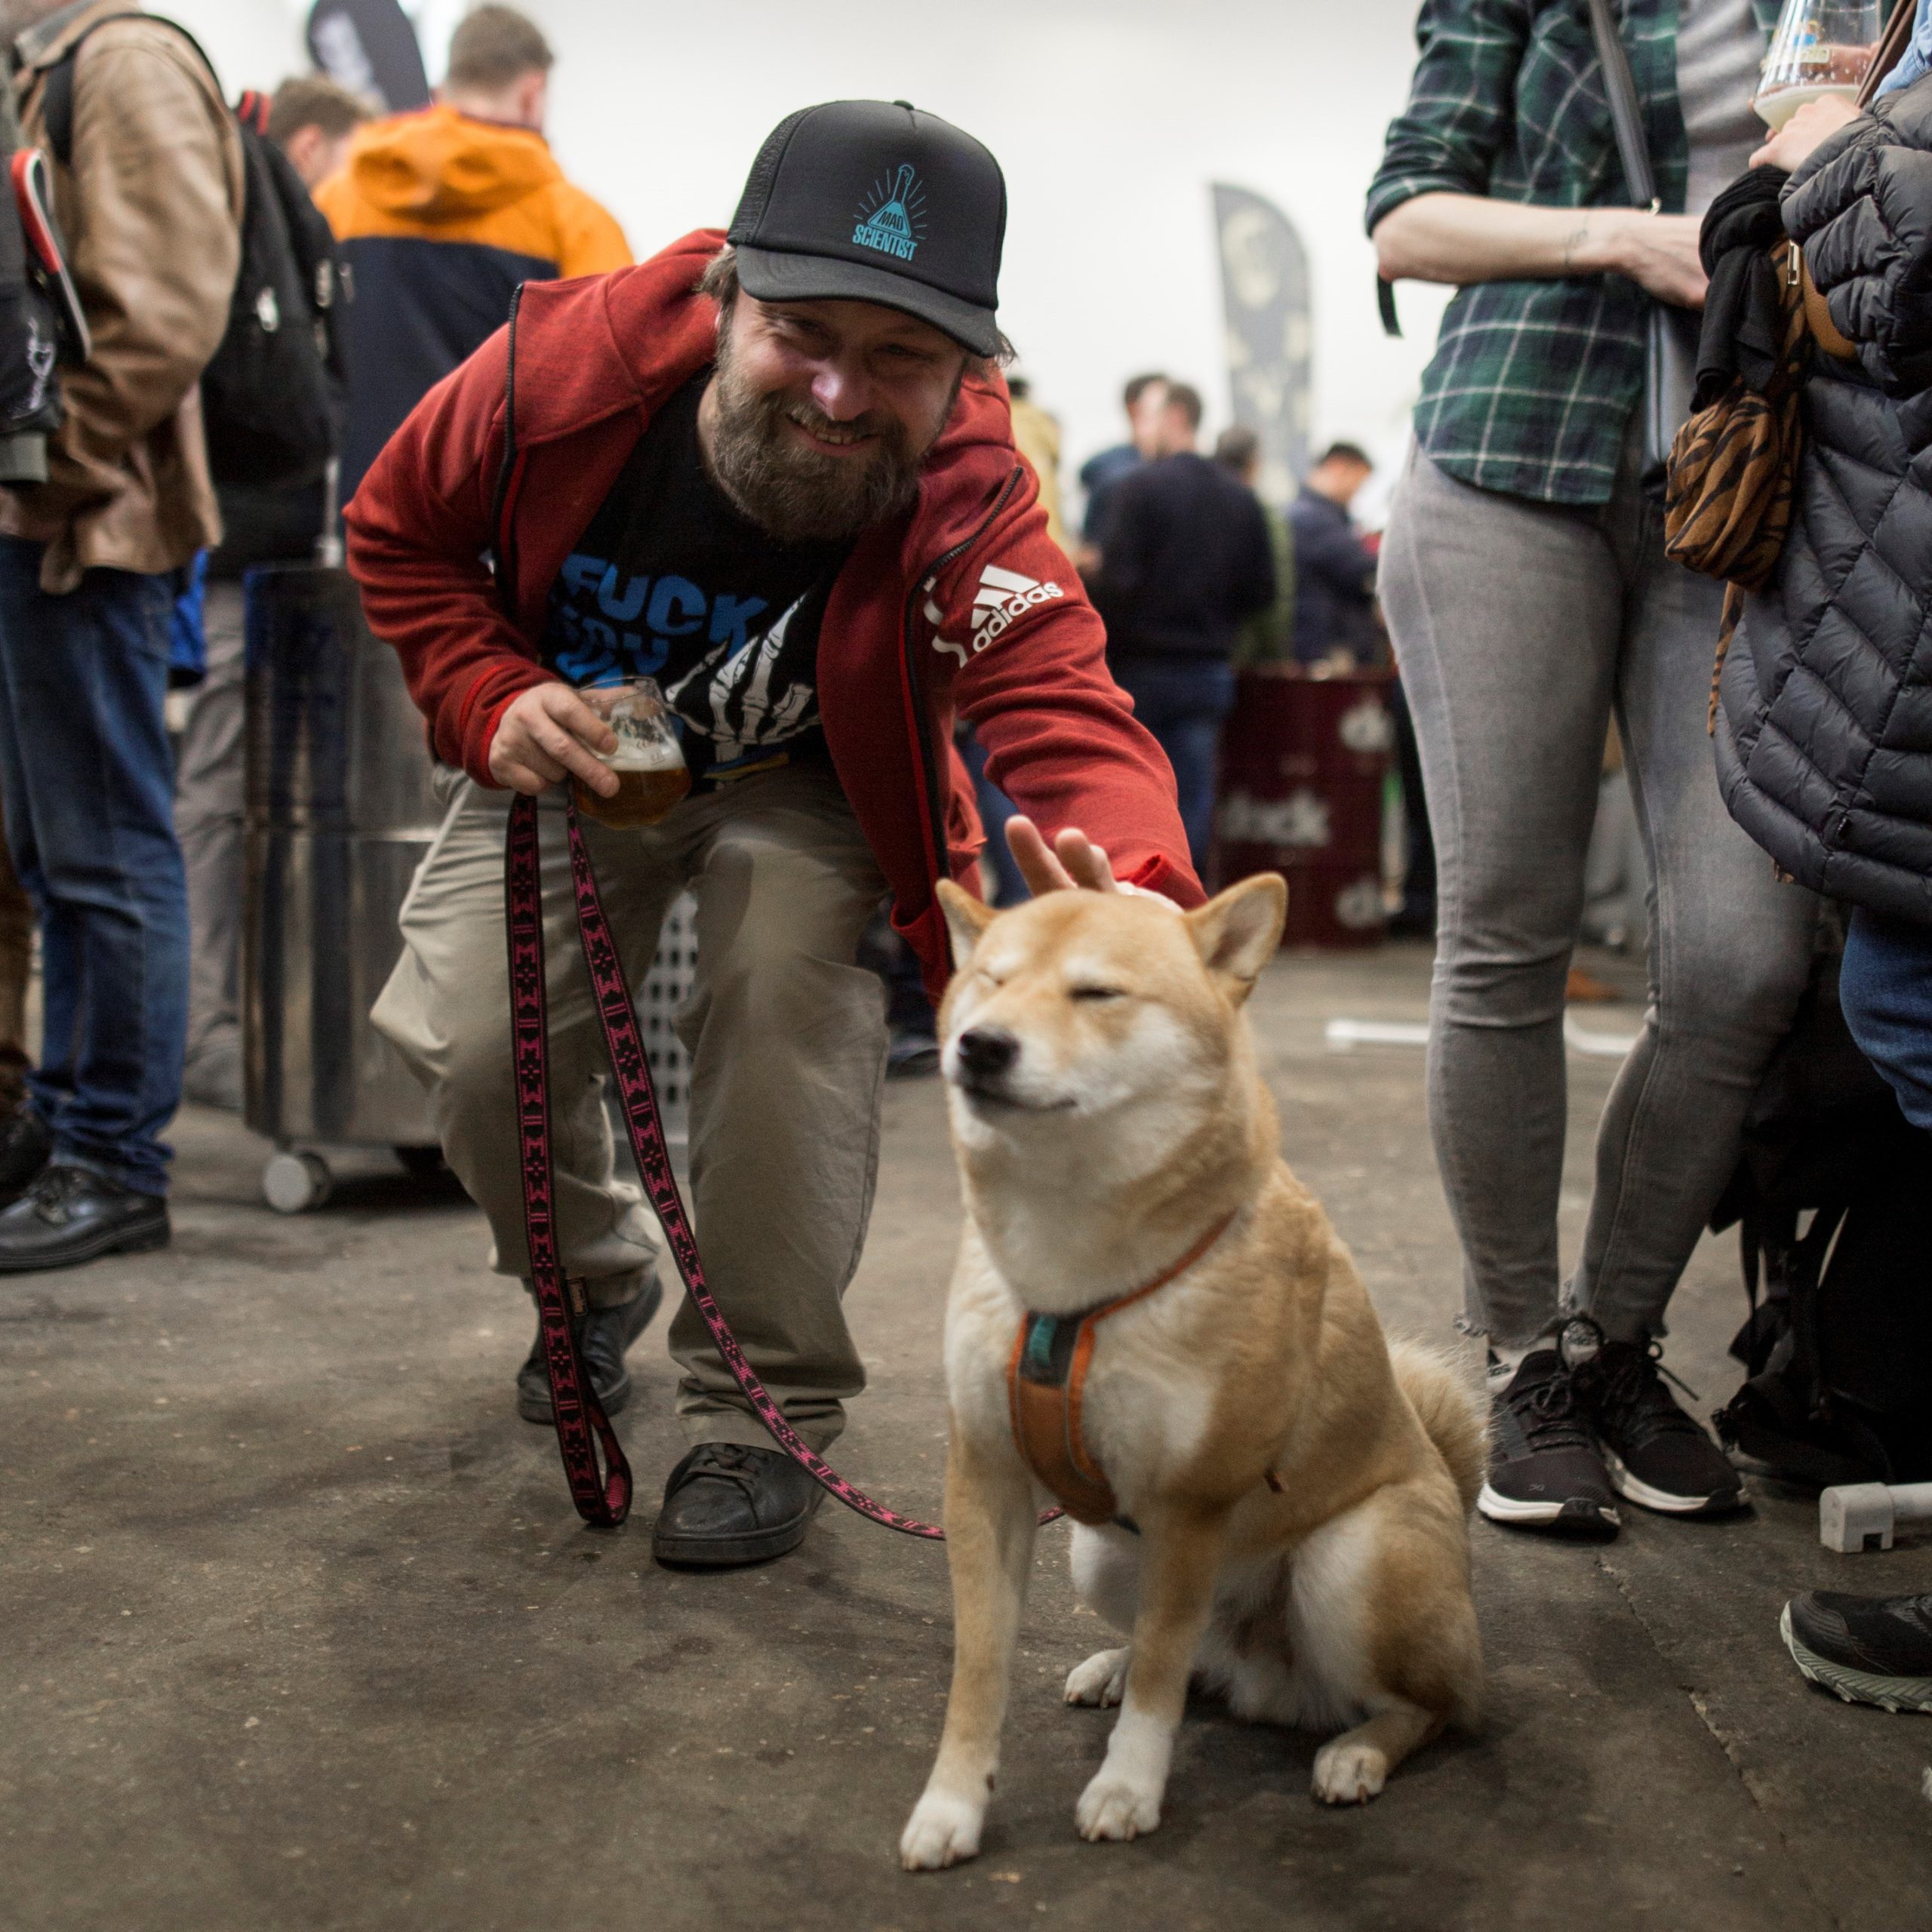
top-left (372, 761), bottom-right (890, 1451)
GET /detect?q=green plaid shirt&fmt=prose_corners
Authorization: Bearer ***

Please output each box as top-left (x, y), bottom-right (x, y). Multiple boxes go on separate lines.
top-left (1366, 0), bottom-right (1779, 506)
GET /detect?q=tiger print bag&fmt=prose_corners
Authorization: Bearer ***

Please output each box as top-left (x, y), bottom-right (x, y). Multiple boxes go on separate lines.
top-left (1663, 239), bottom-right (1848, 727)
top-left (1666, 5), bottom-right (1907, 724)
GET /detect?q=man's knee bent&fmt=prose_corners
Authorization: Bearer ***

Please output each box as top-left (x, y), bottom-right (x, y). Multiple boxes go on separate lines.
top-left (694, 949), bottom-right (887, 1057)
top-left (371, 949), bottom-right (515, 1109)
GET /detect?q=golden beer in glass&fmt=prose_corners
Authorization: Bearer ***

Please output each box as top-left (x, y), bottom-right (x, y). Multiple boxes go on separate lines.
top-left (571, 678), bottom-right (691, 829)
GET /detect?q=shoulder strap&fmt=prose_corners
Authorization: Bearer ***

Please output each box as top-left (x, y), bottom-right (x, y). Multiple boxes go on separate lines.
top-left (1586, 0), bottom-right (1657, 211)
top-left (1859, 0), bottom-right (1916, 109)
top-left (42, 13), bottom-right (223, 170)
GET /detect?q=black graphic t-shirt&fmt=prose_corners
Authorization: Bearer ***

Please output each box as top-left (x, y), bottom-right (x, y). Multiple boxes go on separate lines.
top-left (540, 371), bottom-right (851, 782)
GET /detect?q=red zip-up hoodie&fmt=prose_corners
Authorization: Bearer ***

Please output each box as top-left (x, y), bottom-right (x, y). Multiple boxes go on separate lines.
top-left (343, 230), bottom-right (1199, 993)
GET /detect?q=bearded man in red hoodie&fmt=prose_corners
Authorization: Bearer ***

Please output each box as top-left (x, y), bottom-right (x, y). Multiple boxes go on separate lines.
top-left (346, 100), bottom-right (1198, 1571)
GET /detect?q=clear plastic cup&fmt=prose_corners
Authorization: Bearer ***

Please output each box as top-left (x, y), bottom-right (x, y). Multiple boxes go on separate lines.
top-left (570, 678), bottom-right (691, 829)
top-left (1755, 0), bottom-right (1881, 128)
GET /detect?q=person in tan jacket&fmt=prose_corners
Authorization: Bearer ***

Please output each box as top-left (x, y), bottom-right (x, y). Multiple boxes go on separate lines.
top-left (0, 0), bottom-right (242, 1272)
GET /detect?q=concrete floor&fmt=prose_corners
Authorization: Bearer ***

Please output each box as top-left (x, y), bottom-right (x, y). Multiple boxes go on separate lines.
top-left (3, 940), bottom-right (1928, 1932)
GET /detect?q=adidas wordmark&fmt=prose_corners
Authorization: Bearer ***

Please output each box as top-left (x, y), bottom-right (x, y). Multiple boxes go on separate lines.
top-left (929, 563), bottom-right (1064, 663)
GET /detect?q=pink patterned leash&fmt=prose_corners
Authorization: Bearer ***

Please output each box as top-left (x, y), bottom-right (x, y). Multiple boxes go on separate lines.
top-left (508, 792), bottom-right (632, 1527)
top-left (510, 792), bottom-right (1061, 1540)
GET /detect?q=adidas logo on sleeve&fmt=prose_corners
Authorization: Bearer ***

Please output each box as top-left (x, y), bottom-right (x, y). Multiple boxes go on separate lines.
top-left (929, 562), bottom-right (1064, 664)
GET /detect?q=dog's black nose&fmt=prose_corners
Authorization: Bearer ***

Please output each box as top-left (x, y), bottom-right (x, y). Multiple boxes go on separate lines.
top-left (955, 1027), bottom-right (1020, 1081)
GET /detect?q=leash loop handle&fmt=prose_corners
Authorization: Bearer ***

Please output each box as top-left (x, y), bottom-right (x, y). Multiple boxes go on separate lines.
top-left (509, 793), bottom-right (633, 1527)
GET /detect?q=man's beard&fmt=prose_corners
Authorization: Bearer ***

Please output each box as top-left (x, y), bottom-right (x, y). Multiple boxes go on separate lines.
top-left (703, 320), bottom-right (955, 546)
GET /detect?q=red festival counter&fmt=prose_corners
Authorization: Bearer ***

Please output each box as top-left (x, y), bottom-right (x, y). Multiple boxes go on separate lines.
top-left (1215, 666), bottom-right (1394, 948)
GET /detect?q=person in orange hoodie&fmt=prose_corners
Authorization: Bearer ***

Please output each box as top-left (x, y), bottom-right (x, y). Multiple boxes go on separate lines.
top-left (315, 4), bottom-right (629, 506)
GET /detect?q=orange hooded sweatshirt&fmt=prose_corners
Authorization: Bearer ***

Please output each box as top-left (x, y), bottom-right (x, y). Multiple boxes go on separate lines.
top-left (316, 105), bottom-right (630, 501)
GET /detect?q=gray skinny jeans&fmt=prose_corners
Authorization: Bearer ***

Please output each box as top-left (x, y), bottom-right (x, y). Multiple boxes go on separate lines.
top-left (1378, 445), bottom-right (1820, 1349)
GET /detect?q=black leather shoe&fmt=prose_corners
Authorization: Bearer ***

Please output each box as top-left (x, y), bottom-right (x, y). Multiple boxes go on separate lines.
top-left (651, 1442), bottom-right (824, 1570)
top-left (0, 1164), bottom-right (169, 1273)
top-left (515, 1274), bottom-right (663, 1424)
top-left (0, 1104), bottom-right (51, 1205)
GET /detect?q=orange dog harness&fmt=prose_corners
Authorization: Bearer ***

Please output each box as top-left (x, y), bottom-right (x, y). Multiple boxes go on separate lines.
top-left (1005, 1213), bottom-right (1238, 1527)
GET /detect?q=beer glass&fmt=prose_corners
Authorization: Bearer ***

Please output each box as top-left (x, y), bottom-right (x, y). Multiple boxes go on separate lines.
top-left (571, 678), bottom-right (691, 829)
top-left (1755, 0), bottom-right (1881, 128)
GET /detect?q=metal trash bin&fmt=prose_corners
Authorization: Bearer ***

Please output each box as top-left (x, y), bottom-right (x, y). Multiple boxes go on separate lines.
top-left (242, 564), bottom-right (441, 1211)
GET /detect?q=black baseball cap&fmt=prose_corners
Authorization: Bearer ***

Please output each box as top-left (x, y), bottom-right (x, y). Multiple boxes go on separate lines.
top-left (727, 100), bottom-right (1006, 358)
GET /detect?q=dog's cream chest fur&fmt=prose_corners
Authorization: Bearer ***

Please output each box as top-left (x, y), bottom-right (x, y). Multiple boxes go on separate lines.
top-left (944, 1228), bottom-right (1219, 1506)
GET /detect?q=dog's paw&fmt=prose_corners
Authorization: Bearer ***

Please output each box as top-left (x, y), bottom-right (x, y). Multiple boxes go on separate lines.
top-left (900, 1789), bottom-right (986, 1871)
top-left (1064, 1647), bottom-right (1130, 1708)
top-left (1074, 1769), bottom-right (1162, 1841)
top-left (1311, 1737), bottom-right (1389, 1806)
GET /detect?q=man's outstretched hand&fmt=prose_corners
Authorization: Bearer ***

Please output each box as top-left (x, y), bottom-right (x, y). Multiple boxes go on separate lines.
top-left (1004, 815), bottom-right (1121, 895)
top-left (1004, 816), bottom-right (1182, 906)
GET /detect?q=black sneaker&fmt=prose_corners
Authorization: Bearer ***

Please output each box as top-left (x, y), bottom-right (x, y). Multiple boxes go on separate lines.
top-left (651, 1441), bottom-right (824, 1569)
top-left (1781, 1592), bottom-right (1932, 1714)
top-left (515, 1274), bottom-right (663, 1424)
top-left (1477, 1328), bottom-right (1620, 1540)
top-left (1583, 1331), bottom-right (1746, 1517)
top-left (0, 1164), bottom-right (168, 1273)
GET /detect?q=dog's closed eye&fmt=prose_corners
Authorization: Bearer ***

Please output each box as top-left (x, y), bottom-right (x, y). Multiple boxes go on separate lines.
top-left (1068, 985), bottom-right (1124, 1003)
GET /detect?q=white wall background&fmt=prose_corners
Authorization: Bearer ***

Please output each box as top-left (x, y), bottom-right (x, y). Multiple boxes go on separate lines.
top-left (166, 0), bottom-right (1454, 525)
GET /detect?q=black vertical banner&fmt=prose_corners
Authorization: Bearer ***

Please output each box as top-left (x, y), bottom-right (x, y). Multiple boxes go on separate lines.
top-left (1212, 184), bottom-right (1312, 506)
top-left (307, 0), bottom-right (432, 112)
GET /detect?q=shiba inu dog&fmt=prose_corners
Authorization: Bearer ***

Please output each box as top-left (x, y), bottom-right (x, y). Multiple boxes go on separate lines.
top-left (900, 875), bottom-right (1484, 1870)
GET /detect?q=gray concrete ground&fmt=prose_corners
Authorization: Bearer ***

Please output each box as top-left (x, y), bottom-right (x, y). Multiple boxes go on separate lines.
top-left (3, 941), bottom-right (1928, 1932)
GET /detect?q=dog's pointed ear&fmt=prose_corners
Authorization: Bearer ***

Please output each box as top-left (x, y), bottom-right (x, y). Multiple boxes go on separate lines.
top-left (1184, 874), bottom-right (1286, 1002)
top-left (937, 878), bottom-right (998, 970)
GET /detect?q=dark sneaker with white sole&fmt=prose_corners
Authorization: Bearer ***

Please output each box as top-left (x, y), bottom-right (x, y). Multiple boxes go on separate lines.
top-left (515, 1273), bottom-right (663, 1424)
top-left (1781, 1592), bottom-right (1932, 1714)
top-left (1478, 1331), bottom-right (1620, 1540)
top-left (1583, 1334), bottom-right (1745, 1517)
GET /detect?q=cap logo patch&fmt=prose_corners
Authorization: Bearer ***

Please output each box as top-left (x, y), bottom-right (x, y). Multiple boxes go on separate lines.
top-left (853, 163), bottom-right (925, 262)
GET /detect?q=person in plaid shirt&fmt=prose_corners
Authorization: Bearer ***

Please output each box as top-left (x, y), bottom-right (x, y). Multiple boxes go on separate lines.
top-left (1366, 0), bottom-right (1820, 1540)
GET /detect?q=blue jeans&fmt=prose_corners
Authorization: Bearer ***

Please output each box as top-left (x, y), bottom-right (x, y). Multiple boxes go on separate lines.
top-left (0, 538), bottom-right (186, 1194)
top-left (1109, 656), bottom-right (1235, 878)
top-left (1841, 908), bottom-right (1932, 1132)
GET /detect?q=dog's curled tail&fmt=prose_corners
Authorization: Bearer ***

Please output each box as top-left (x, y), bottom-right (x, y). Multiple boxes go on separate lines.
top-left (1388, 1340), bottom-right (1487, 1515)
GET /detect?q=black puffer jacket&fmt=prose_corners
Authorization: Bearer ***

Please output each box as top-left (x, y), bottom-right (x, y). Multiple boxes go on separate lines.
top-left (1716, 76), bottom-right (1932, 924)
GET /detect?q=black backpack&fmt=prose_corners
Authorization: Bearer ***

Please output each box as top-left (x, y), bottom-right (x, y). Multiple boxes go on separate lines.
top-left (0, 149), bottom-right (87, 472)
top-left (42, 17), bottom-right (345, 489)
top-left (1709, 951), bottom-right (1932, 1487)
